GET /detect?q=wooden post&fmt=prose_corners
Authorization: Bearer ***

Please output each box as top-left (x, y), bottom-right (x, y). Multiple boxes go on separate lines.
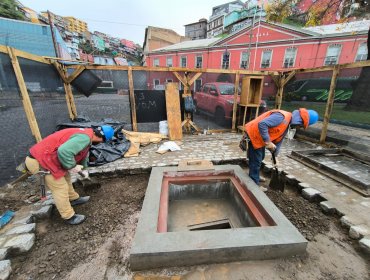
top-left (320, 65), bottom-right (340, 143)
top-left (64, 82), bottom-right (78, 120)
top-left (7, 47), bottom-right (42, 142)
top-left (231, 72), bottom-right (240, 131)
top-left (274, 71), bottom-right (296, 109)
top-left (165, 83), bottom-right (183, 140)
top-left (128, 67), bottom-right (138, 131)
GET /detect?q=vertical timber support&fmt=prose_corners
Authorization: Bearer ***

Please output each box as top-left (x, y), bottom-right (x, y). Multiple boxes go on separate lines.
top-left (274, 71), bottom-right (296, 109)
top-left (232, 72), bottom-right (240, 131)
top-left (128, 66), bottom-right (138, 132)
top-left (7, 47), bottom-right (42, 142)
top-left (320, 65), bottom-right (340, 144)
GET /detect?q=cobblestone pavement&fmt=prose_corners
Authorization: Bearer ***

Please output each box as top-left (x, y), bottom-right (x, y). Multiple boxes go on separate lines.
top-left (85, 132), bottom-right (370, 253)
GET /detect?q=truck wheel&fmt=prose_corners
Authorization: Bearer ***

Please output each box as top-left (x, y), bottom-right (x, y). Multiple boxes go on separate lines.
top-left (215, 107), bottom-right (225, 126)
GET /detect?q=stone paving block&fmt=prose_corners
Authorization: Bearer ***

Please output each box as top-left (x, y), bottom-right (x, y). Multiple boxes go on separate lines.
top-left (31, 205), bottom-right (52, 220)
top-left (5, 224), bottom-right (36, 236)
top-left (0, 237), bottom-right (6, 247)
top-left (349, 225), bottom-right (370, 240)
top-left (319, 201), bottom-right (336, 214)
top-left (359, 236), bottom-right (370, 254)
top-left (298, 182), bottom-right (311, 189)
top-left (340, 216), bottom-right (355, 229)
top-left (302, 187), bottom-right (321, 201)
top-left (3, 233), bottom-right (35, 255)
top-left (12, 214), bottom-right (34, 225)
top-left (0, 249), bottom-right (7, 261)
top-left (0, 260), bottom-right (11, 280)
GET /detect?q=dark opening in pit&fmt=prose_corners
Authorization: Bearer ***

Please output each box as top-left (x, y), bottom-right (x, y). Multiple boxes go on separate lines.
top-left (188, 219), bottom-right (232, 231)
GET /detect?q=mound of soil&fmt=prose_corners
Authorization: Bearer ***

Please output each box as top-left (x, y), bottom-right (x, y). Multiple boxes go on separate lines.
top-left (10, 174), bottom-right (149, 280)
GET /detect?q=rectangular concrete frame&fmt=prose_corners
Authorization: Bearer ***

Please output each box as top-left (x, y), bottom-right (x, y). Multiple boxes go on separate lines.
top-left (130, 165), bottom-right (307, 271)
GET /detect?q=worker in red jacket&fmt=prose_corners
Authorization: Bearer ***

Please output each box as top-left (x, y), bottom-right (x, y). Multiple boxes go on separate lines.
top-left (25, 125), bottom-right (114, 225)
top-left (244, 108), bottom-right (319, 186)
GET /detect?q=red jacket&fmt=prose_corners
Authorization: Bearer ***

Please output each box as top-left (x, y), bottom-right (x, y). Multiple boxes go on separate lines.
top-left (245, 110), bottom-right (292, 149)
top-left (30, 128), bottom-right (94, 179)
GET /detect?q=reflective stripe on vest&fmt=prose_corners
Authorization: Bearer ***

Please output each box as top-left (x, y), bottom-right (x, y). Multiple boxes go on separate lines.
top-left (29, 128), bottom-right (94, 179)
top-left (245, 110), bottom-right (292, 149)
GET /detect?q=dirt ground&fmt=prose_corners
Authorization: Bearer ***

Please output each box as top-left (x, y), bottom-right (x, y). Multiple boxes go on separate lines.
top-left (3, 173), bottom-right (370, 280)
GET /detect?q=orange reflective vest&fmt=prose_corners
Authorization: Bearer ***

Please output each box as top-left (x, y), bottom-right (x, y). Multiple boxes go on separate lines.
top-left (245, 110), bottom-right (292, 149)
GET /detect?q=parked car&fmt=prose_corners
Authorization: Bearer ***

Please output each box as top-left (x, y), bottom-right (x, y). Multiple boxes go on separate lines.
top-left (193, 82), bottom-right (267, 125)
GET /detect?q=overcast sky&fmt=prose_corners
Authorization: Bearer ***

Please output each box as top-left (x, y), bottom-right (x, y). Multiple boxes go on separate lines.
top-left (20, 0), bottom-right (230, 46)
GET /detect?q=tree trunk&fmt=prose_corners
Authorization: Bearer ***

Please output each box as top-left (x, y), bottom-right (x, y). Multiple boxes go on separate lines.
top-left (345, 27), bottom-right (370, 111)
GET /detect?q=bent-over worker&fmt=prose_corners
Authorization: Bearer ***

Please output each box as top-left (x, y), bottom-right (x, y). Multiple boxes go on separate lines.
top-left (244, 108), bottom-right (319, 185)
top-left (25, 125), bottom-right (114, 225)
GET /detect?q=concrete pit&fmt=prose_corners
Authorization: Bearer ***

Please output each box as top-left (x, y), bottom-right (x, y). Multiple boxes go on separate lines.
top-left (130, 165), bottom-right (307, 270)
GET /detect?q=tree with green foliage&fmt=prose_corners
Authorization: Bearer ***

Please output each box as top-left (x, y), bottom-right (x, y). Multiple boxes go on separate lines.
top-left (0, 0), bottom-right (25, 21)
top-left (266, 0), bottom-right (370, 111)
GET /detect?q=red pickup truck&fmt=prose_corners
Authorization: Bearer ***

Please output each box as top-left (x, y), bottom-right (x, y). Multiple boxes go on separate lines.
top-left (193, 82), bottom-right (267, 125)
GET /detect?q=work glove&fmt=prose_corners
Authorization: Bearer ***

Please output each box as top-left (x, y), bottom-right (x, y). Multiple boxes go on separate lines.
top-left (265, 141), bottom-right (276, 152)
top-left (79, 170), bottom-right (90, 179)
top-left (69, 164), bottom-right (84, 174)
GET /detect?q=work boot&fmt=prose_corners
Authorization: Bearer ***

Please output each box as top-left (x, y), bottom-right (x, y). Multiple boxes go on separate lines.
top-left (259, 186), bottom-right (268, 192)
top-left (65, 214), bottom-right (86, 225)
top-left (70, 196), bottom-right (90, 206)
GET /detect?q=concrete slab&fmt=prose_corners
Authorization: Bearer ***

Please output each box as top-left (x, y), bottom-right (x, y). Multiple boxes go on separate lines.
top-left (130, 165), bottom-right (307, 270)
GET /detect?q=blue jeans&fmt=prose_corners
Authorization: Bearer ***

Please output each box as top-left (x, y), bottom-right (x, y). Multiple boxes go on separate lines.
top-left (248, 144), bottom-right (265, 185)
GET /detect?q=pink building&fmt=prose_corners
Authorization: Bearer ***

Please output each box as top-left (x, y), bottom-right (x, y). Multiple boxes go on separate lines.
top-left (146, 20), bottom-right (368, 71)
top-left (145, 20), bottom-right (369, 95)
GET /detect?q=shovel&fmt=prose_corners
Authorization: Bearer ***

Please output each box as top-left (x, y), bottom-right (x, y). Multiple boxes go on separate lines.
top-left (77, 171), bottom-right (101, 189)
top-left (269, 152), bottom-right (284, 192)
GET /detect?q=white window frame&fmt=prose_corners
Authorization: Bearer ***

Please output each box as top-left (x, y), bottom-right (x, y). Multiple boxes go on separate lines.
top-left (153, 58), bottom-right (159, 67)
top-left (261, 49), bottom-right (273, 69)
top-left (324, 44), bottom-right (342, 66)
top-left (283, 47), bottom-right (297, 68)
top-left (180, 56), bottom-right (187, 68)
top-left (221, 51), bottom-right (231, 69)
top-left (240, 51), bottom-right (250, 69)
top-left (166, 56), bottom-right (173, 67)
top-left (153, 79), bottom-right (160, 87)
top-left (355, 42), bottom-right (368, 62)
top-left (195, 55), bottom-right (203, 68)
top-left (194, 78), bottom-right (203, 91)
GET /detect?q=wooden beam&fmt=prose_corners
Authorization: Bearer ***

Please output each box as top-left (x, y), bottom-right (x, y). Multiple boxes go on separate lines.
top-left (52, 61), bottom-right (68, 83)
top-left (64, 82), bottom-right (77, 120)
top-left (66, 65), bottom-right (85, 83)
top-left (188, 72), bottom-right (203, 86)
top-left (173, 71), bottom-right (186, 85)
top-left (7, 47), bottom-right (42, 142)
top-left (231, 72), bottom-right (240, 131)
top-left (128, 67), bottom-right (138, 132)
top-left (71, 65), bottom-right (277, 76)
top-left (12, 48), bottom-right (50, 64)
top-left (320, 65), bottom-right (340, 144)
top-left (282, 70), bottom-right (296, 86)
top-left (270, 75), bottom-right (280, 87)
top-left (0, 45), bottom-right (8, 54)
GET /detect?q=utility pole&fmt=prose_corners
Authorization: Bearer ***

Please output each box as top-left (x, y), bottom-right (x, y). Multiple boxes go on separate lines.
top-left (47, 10), bottom-right (60, 58)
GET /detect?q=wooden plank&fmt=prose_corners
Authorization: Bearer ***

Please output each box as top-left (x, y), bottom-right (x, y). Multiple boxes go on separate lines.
top-left (231, 72), bottom-right (240, 131)
top-left (282, 70), bottom-right (296, 86)
top-left (0, 45), bottom-right (8, 53)
top-left (320, 66), bottom-right (340, 144)
top-left (7, 47), bottom-right (42, 142)
top-left (128, 67), bottom-right (138, 132)
top-left (270, 74), bottom-right (280, 87)
top-left (165, 83), bottom-right (183, 140)
top-left (66, 65), bottom-right (85, 83)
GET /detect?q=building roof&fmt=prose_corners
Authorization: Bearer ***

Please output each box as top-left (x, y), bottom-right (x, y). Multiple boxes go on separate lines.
top-left (152, 38), bottom-right (219, 52)
top-left (303, 20), bottom-right (370, 35)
